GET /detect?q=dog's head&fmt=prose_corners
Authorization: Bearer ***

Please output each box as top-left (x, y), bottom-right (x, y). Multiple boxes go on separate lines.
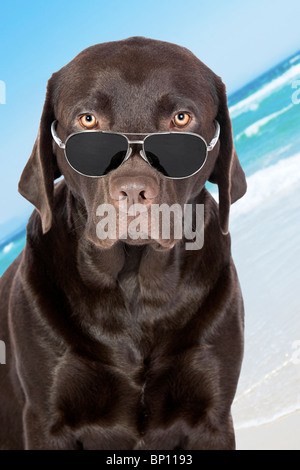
top-left (19, 37), bottom-right (246, 249)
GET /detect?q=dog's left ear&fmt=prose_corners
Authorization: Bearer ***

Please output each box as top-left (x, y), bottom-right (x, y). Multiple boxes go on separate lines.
top-left (209, 78), bottom-right (247, 235)
top-left (18, 74), bottom-right (61, 234)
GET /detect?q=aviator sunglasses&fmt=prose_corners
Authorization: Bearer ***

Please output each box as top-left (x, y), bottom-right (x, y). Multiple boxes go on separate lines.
top-left (51, 120), bottom-right (220, 179)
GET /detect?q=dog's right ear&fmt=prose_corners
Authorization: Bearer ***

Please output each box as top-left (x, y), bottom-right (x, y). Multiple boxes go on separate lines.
top-left (18, 74), bottom-right (61, 234)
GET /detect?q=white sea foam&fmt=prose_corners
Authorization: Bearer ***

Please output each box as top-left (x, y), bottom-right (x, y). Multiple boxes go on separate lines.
top-left (234, 407), bottom-right (300, 430)
top-left (290, 54), bottom-right (300, 65)
top-left (229, 63), bottom-right (300, 118)
top-left (3, 242), bottom-right (13, 254)
top-left (229, 153), bottom-right (300, 218)
top-left (236, 104), bottom-right (293, 139)
top-left (210, 152), bottom-right (300, 215)
top-left (234, 358), bottom-right (292, 405)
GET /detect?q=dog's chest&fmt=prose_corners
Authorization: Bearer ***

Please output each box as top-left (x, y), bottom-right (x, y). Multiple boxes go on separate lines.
top-left (51, 250), bottom-right (211, 446)
top-left (51, 328), bottom-right (212, 448)
top-left (117, 269), bottom-right (142, 316)
top-left (52, 277), bottom-right (208, 444)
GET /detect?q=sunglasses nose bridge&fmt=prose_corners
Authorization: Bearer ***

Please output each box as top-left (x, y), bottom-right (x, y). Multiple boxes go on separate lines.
top-left (139, 149), bottom-right (151, 165)
top-left (123, 146), bottom-right (133, 163)
top-left (124, 139), bottom-right (151, 166)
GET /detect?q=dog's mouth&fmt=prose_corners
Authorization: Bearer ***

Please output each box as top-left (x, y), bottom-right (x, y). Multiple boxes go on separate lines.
top-left (86, 202), bottom-right (183, 250)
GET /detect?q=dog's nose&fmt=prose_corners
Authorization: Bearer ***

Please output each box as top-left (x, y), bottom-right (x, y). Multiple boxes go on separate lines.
top-left (109, 176), bottom-right (159, 208)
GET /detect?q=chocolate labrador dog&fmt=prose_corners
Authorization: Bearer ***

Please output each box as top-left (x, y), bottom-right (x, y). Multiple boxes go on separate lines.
top-left (0, 37), bottom-right (246, 450)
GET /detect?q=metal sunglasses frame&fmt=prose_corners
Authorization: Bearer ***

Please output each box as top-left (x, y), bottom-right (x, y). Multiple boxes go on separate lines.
top-left (51, 120), bottom-right (220, 180)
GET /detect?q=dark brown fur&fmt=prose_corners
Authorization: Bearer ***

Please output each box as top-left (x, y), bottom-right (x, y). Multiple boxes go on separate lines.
top-left (0, 37), bottom-right (246, 450)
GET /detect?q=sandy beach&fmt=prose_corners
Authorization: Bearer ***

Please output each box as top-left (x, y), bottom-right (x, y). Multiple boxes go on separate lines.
top-left (228, 158), bottom-right (300, 451)
top-left (236, 411), bottom-right (300, 450)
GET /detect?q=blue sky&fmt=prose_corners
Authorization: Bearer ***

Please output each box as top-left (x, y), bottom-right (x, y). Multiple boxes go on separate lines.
top-left (0, 0), bottom-right (300, 226)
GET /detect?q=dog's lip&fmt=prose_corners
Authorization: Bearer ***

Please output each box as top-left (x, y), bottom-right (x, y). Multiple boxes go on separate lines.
top-left (121, 237), bottom-right (153, 246)
top-left (122, 235), bottom-right (179, 249)
top-left (86, 229), bottom-right (179, 250)
top-left (122, 238), bottom-right (178, 250)
top-left (151, 239), bottom-right (179, 251)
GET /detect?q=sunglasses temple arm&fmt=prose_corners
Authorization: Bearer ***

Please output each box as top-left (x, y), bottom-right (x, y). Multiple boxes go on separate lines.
top-left (207, 120), bottom-right (220, 151)
top-left (51, 121), bottom-right (65, 149)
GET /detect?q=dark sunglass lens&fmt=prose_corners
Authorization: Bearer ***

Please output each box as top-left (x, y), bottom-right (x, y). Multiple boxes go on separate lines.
top-left (65, 132), bottom-right (128, 176)
top-left (144, 133), bottom-right (207, 178)
top-left (143, 152), bottom-right (169, 177)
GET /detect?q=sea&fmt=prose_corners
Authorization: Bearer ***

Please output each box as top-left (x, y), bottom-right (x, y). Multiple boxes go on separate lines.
top-left (1, 50), bottom-right (300, 432)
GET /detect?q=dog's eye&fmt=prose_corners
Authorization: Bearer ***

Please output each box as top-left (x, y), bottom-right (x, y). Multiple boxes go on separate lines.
top-left (79, 114), bottom-right (98, 129)
top-left (173, 112), bottom-right (191, 128)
